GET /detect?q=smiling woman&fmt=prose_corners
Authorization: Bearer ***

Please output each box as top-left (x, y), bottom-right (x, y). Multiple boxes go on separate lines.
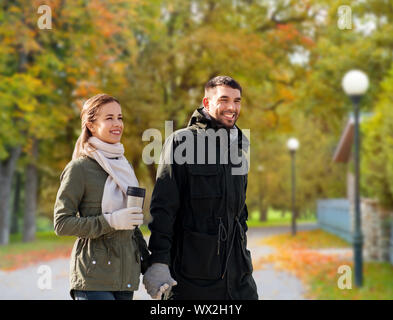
top-left (54, 93), bottom-right (149, 300)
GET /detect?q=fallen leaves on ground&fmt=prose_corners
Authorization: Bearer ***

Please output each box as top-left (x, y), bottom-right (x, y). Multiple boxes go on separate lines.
top-left (1, 245), bottom-right (72, 271)
top-left (254, 230), bottom-right (353, 299)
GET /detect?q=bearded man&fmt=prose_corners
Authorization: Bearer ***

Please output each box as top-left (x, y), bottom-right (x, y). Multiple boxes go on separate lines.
top-left (143, 76), bottom-right (258, 300)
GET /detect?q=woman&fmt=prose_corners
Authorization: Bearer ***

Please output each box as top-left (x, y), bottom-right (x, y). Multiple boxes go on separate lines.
top-left (54, 93), bottom-right (149, 300)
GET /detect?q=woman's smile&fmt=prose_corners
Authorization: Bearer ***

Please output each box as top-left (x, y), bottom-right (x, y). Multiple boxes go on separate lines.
top-left (110, 128), bottom-right (122, 136)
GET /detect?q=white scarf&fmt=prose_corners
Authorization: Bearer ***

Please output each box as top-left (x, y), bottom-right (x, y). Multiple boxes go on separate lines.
top-left (85, 137), bottom-right (139, 214)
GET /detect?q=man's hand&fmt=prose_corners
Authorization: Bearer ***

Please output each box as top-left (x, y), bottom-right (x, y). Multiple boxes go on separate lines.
top-left (143, 263), bottom-right (177, 299)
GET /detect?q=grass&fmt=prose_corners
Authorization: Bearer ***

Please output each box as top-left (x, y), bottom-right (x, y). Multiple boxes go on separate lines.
top-left (257, 229), bottom-right (393, 300)
top-left (247, 208), bottom-right (316, 228)
top-left (0, 231), bottom-right (75, 271)
top-left (309, 261), bottom-right (393, 300)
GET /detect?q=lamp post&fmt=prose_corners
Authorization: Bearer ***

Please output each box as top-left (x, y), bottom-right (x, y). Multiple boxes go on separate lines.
top-left (257, 165), bottom-right (265, 221)
top-left (287, 138), bottom-right (299, 236)
top-left (342, 69), bottom-right (369, 288)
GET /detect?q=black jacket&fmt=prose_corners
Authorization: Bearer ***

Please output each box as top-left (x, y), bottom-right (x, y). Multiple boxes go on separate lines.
top-left (148, 107), bottom-right (258, 300)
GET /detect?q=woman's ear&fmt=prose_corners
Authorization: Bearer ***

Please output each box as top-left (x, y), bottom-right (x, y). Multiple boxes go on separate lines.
top-left (86, 122), bottom-right (95, 133)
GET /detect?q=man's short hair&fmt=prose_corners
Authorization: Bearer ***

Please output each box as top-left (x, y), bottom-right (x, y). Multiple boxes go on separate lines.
top-left (204, 76), bottom-right (242, 95)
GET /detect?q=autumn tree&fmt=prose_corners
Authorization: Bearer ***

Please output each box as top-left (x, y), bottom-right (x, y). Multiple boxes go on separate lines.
top-left (0, 0), bottom-right (141, 243)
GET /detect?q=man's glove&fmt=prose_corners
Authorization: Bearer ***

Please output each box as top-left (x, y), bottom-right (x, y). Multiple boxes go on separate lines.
top-left (103, 207), bottom-right (143, 230)
top-left (143, 263), bottom-right (177, 299)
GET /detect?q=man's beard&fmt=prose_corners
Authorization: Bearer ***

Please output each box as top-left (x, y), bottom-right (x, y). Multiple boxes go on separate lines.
top-left (214, 108), bottom-right (238, 129)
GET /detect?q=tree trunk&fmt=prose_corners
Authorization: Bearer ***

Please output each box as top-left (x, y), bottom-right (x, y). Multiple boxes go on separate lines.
top-left (10, 171), bottom-right (22, 234)
top-left (147, 163), bottom-right (157, 185)
top-left (259, 205), bottom-right (268, 222)
top-left (23, 139), bottom-right (39, 242)
top-left (0, 146), bottom-right (22, 245)
top-left (0, 8), bottom-right (26, 243)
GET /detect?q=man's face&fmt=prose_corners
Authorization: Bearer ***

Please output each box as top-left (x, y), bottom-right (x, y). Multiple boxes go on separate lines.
top-left (203, 85), bottom-right (241, 129)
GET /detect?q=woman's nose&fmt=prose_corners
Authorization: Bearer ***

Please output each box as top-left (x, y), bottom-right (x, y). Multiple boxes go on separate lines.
top-left (113, 118), bottom-right (122, 126)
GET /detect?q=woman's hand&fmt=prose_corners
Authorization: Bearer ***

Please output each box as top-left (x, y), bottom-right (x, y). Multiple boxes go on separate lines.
top-left (103, 207), bottom-right (143, 230)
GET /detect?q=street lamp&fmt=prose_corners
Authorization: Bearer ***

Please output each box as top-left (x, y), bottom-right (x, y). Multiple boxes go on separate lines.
top-left (287, 137), bottom-right (299, 236)
top-left (342, 69), bottom-right (369, 288)
top-left (257, 165), bottom-right (265, 222)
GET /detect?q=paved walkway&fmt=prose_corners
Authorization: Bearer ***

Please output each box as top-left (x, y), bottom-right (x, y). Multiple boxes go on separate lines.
top-left (0, 224), bottom-right (318, 300)
top-left (247, 224), bottom-right (317, 300)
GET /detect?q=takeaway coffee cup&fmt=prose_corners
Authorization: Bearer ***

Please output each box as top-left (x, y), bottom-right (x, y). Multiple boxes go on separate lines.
top-left (127, 186), bottom-right (146, 210)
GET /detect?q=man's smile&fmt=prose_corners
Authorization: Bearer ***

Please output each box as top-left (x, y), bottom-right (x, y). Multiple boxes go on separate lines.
top-left (222, 111), bottom-right (236, 120)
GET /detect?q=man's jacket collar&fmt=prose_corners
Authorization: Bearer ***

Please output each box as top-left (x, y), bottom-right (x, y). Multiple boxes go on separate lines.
top-left (187, 106), bottom-right (250, 152)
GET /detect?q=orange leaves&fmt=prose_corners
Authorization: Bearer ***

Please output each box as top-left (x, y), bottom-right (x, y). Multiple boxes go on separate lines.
top-left (255, 230), bottom-right (353, 296)
top-left (276, 23), bottom-right (300, 42)
top-left (1, 246), bottom-right (72, 271)
top-left (88, 1), bottom-right (125, 38)
top-left (72, 80), bottom-right (99, 100)
top-left (300, 35), bottom-right (315, 48)
top-left (264, 248), bottom-right (343, 278)
top-left (261, 230), bottom-right (351, 250)
top-left (269, 23), bottom-right (302, 49)
top-left (278, 86), bottom-right (295, 102)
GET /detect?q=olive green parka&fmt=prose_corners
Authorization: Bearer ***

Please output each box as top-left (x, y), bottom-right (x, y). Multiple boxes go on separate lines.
top-left (54, 156), bottom-right (149, 299)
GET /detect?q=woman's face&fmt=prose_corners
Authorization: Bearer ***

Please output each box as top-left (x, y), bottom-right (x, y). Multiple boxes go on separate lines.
top-left (88, 101), bottom-right (123, 144)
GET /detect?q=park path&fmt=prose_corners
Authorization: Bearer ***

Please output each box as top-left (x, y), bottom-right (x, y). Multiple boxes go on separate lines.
top-left (0, 224), bottom-right (318, 300)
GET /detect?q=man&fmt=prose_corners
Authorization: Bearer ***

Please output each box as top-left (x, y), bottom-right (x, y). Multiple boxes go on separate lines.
top-left (143, 76), bottom-right (258, 300)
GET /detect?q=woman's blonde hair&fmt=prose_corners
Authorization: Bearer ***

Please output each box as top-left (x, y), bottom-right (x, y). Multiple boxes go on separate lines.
top-left (72, 93), bottom-right (120, 160)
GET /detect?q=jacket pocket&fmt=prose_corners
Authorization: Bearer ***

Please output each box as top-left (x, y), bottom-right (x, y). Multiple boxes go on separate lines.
top-left (186, 165), bottom-right (223, 232)
top-left (187, 164), bottom-right (222, 198)
top-left (180, 229), bottom-right (221, 280)
top-left (86, 239), bottom-right (121, 286)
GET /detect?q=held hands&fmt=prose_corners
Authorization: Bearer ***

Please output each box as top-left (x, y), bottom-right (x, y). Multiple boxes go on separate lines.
top-left (143, 263), bottom-right (177, 299)
top-left (103, 207), bottom-right (144, 230)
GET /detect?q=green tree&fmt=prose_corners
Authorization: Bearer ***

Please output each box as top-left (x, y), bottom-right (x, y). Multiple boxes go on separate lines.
top-left (362, 65), bottom-right (393, 209)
